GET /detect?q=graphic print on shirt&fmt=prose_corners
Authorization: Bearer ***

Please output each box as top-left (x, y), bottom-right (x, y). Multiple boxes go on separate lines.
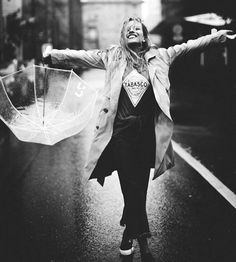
top-left (123, 69), bottom-right (150, 107)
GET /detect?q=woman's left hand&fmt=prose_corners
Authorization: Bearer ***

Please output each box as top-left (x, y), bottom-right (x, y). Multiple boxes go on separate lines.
top-left (226, 32), bottom-right (236, 40)
top-left (215, 30), bottom-right (236, 43)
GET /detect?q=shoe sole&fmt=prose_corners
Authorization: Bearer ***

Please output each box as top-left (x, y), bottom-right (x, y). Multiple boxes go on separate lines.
top-left (119, 247), bottom-right (134, 256)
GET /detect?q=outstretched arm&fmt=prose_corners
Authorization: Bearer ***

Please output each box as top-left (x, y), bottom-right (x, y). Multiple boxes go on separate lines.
top-left (43, 47), bottom-right (108, 70)
top-left (159, 30), bottom-right (236, 65)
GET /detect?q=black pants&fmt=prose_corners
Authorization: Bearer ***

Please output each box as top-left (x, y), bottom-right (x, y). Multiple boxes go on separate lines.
top-left (112, 135), bottom-right (152, 239)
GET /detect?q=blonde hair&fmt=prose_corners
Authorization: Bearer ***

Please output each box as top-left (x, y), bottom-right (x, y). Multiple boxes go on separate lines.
top-left (109, 17), bottom-right (151, 74)
top-left (120, 17), bottom-right (151, 69)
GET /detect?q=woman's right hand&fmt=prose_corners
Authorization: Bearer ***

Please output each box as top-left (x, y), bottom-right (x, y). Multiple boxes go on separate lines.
top-left (42, 46), bottom-right (53, 66)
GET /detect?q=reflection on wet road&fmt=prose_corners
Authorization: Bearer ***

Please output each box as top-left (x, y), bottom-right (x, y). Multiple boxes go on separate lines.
top-left (1, 133), bottom-right (236, 262)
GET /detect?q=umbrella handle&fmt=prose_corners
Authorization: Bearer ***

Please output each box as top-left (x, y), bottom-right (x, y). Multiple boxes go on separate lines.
top-left (42, 47), bottom-right (52, 125)
top-left (42, 56), bottom-right (52, 67)
top-left (42, 67), bottom-right (48, 126)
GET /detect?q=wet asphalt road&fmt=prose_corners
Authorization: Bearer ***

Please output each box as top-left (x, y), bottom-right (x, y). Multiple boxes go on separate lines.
top-left (0, 69), bottom-right (236, 262)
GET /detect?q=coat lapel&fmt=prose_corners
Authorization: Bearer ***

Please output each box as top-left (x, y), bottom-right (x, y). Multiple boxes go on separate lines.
top-left (145, 49), bottom-right (172, 120)
top-left (110, 58), bottom-right (127, 111)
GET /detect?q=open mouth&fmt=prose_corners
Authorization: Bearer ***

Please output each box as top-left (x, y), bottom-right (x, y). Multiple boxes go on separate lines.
top-left (127, 33), bottom-right (138, 39)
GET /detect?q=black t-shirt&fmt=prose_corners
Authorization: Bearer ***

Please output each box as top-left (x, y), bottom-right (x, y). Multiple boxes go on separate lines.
top-left (113, 66), bottom-right (158, 138)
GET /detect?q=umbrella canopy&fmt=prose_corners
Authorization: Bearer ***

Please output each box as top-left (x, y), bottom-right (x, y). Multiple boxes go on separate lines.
top-left (0, 65), bottom-right (98, 145)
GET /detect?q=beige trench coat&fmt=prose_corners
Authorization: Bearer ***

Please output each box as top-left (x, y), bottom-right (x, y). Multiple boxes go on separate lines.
top-left (51, 30), bottom-right (228, 185)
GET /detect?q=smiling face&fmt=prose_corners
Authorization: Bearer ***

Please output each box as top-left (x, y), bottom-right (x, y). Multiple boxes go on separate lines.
top-left (124, 20), bottom-right (144, 46)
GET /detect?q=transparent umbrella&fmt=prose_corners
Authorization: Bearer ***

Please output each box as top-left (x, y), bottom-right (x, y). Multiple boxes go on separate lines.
top-left (0, 65), bottom-right (98, 145)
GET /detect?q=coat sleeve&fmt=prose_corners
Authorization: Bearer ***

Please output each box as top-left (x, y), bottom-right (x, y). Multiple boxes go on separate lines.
top-left (50, 48), bottom-right (108, 70)
top-left (159, 30), bottom-right (230, 65)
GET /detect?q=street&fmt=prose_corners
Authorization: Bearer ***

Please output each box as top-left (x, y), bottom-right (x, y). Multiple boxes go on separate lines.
top-left (0, 69), bottom-right (236, 262)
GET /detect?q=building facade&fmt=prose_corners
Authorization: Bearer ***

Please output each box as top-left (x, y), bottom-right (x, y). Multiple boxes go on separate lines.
top-left (0, 0), bottom-right (83, 63)
top-left (22, 0), bottom-right (83, 60)
top-left (2, 0), bottom-right (22, 16)
top-left (1, 0), bottom-right (147, 62)
top-left (81, 0), bottom-right (143, 49)
top-left (0, 0), bottom-right (22, 63)
top-left (142, 0), bottom-right (162, 32)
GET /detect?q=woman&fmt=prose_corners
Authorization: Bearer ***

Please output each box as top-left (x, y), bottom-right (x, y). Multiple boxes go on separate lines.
top-left (43, 17), bottom-right (235, 260)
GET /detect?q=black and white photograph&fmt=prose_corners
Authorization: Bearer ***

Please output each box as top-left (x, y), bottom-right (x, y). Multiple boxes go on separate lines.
top-left (0, 0), bottom-right (236, 261)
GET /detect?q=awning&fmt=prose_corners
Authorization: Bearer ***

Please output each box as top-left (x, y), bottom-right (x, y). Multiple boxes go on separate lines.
top-left (184, 13), bottom-right (232, 26)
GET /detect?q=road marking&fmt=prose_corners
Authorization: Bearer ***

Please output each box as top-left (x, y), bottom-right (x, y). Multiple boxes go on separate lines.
top-left (172, 140), bottom-right (236, 209)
